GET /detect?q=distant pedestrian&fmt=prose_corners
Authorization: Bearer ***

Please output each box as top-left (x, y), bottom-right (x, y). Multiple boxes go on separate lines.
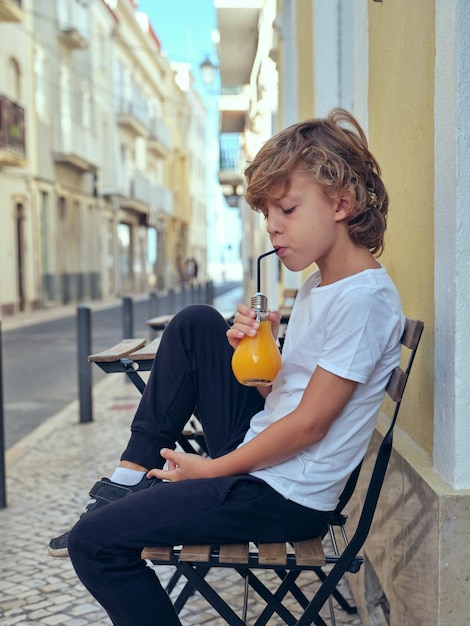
top-left (185, 257), bottom-right (198, 283)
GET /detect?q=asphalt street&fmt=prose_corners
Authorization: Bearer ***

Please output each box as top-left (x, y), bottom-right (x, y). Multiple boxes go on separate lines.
top-left (1, 282), bottom-right (240, 448)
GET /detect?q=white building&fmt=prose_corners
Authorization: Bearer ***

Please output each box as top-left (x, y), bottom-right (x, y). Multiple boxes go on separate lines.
top-left (0, 0), bottom-right (211, 316)
top-left (0, 0), bottom-right (34, 313)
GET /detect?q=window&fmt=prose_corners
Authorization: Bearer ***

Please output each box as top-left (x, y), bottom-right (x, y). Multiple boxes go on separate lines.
top-left (117, 223), bottom-right (132, 284)
top-left (82, 80), bottom-right (91, 128)
top-left (34, 45), bottom-right (47, 119)
top-left (59, 65), bottom-right (71, 146)
top-left (7, 57), bottom-right (21, 102)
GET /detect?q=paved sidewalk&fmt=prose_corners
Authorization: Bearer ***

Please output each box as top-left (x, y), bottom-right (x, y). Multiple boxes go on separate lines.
top-left (1, 376), bottom-right (362, 625)
top-left (0, 290), bottom-right (363, 625)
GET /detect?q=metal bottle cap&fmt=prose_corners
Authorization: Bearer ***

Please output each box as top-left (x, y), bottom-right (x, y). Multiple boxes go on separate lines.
top-left (251, 292), bottom-right (268, 312)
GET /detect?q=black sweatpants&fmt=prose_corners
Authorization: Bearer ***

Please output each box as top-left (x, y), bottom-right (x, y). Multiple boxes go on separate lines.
top-left (68, 305), bottom-right (332, 625)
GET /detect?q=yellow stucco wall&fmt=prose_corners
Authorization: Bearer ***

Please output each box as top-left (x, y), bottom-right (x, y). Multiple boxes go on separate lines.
top-left (277, 0), bottom-right (435, 454)
top-left (297, 0), bottom-right (314, 121)
top-left (368, 0), bottom-right (435, 455)
top-left (276, 0), bottom-right (314, 127)
top-left (297, 0), bottom-right (318, 283)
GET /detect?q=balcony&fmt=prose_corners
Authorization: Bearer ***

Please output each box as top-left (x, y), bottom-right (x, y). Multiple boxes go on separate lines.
top-left (148, 117), bottom-right (172, 156)
top-left (113, 172), bottom-right (150, 223)
top-left (57, 0), bottom-right (88, 48)
top-left (215, 2), bottom-right (262, 203)
top-left (0, 94), bottom-right (26, 167)
top-left (0, 0), bottom-right (23, 22)
top-left (215, 2), bottom-right (262, 87)
top-left (117, 100), bottom-right (148, 137)
top-left (219, 85), bottom-right (250, 133)
top-left (218, 132), bottom-right (245, 195)
top-left (103, 173), bottom-right (173, 223)
top-left (151, 183), bottom-right (174, 216)
top-left (131, 171), bottom-right (150, 204)
top-left (53, 118), bottom-right (98, 172)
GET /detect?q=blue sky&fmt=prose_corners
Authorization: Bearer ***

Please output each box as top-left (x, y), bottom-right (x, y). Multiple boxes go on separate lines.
top-left (135, 1), bottom-right (242, 276)
top-left (136, 1), bottom-right (218, 74)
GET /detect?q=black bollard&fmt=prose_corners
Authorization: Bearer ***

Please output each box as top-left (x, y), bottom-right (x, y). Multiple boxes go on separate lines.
top-left (149, 291), bottom-right (159, 338)
top-left (176, 287), bottom-right (183, 311)
top-left (167, 288), bottom-right (176, 314)
top-left (149, 290), bottom-right (160, 318)
top-left (0, 322), bottom-right (6, 508)
top-left (77, 305), bottom-right (93, 423)
top-left (122, 296), bottom-right (134, 338)
top-left (205, 280), bottom-right (214, 305)
top-left (122, 296), bottom-right (134, 384)
top-left (183, 284), bottom-right (190, 308)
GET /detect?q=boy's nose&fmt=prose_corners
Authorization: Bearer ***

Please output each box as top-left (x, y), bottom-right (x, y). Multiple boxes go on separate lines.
top-left (267, 215), bottom-right (282, 235)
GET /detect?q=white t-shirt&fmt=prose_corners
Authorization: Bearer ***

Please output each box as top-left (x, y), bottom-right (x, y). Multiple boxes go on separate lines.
top-left (241, 266), bottom-right (405, 511)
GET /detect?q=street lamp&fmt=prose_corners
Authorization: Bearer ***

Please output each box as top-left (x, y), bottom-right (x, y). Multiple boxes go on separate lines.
top-left (200, 55), bottom-right (219, 87)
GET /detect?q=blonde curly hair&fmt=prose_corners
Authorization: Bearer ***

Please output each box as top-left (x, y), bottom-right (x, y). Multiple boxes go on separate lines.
top-left (244, 108), bottom-right (388, 256)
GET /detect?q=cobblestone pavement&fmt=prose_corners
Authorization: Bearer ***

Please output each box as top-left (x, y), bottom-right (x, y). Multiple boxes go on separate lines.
top-left (1, 290), bottom-right (363, 625)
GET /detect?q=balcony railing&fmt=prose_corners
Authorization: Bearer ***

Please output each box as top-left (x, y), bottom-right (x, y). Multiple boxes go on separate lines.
top-left (57, 0), bottom-right (88, 48)
top-left (219, 85), bottom-right (250, 134)
top-left (131, 171), bottom-right (151, 205)
top-left (0, 94), bottom-right (26, 165)
top-left (0, 0), bottom-right (23, 23)
top-left (117, 99), bottom-right (148, 137)
top-left (218, 132), bottom-right (246, 204)
top-left (151, 183), bottom-right (174, 216)
top-left (53, 115), bottom-right (97, 172)
top-left (219, 132), bottom-right (245, 177)
top-left (148, 117), bottom-right (172, 155)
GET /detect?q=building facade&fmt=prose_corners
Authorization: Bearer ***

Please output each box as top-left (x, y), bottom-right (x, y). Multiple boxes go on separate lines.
top-left (0, 0), bottom-right (210, 316)
top-left (0, 0), bottom-right (33, 313)
top-left (215, 0), bottom-right (280, 305)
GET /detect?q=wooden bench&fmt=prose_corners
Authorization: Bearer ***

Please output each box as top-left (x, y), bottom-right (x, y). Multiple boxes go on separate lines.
top-left (88, 335), bottom-right (206, 454)
top-left (128, 336), bottom-right (162, 361)
top-left (88, 337), bottom-right (158, 394)
top-left (88, 338), bottom-right (147, 363)
top-left (145, 314), bottom-right (175, 333)
top-left (89, 336), bottom-right (162, 367)
top-left (146, 309), bottom-right (235, 333)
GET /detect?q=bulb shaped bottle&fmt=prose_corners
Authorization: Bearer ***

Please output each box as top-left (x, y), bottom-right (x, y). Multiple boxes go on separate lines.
top-left (231, 292), bottom-right (282, 386)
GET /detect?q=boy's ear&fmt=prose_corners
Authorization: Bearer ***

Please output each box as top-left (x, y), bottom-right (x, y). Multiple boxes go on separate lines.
top-left (334, 191), bottom-right (355, 222)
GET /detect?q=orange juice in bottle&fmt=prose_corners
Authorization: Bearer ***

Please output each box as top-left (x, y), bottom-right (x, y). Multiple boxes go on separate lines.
top-left (231, 293), bottom-right (282, 386)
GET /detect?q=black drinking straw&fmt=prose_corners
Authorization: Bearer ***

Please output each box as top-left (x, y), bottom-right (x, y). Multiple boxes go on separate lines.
top-left (257, 249), bottom-right (277, 292)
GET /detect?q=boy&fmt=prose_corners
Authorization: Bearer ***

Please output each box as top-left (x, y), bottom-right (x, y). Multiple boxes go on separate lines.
top-left (57, 109), bottom-right (404, 625)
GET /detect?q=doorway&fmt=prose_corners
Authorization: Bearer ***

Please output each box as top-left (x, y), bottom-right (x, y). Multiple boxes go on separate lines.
top-left (15, 202), bottom-right (25, 311)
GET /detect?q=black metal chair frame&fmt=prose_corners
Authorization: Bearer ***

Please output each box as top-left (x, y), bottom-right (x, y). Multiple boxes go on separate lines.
top-left (143, 317), bottom-right (424, 625)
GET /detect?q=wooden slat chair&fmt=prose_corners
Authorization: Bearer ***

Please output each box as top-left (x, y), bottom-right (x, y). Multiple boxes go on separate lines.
top-left (142, 317), bottom-right (424, 626)
top-left (279, 287), bottom-right (299, 325)
top-left (278, 288), bottom-right (298, 349)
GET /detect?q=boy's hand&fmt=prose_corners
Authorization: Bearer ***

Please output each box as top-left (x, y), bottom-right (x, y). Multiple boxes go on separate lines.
top-left (147, 448), bottom-right (213, 482)
top-left (226, 303), bottom-right (281, 350)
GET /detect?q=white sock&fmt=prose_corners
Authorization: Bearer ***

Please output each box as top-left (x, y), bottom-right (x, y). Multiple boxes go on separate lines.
top-left (110, 467), bottom-right (146, 486)
top-left (82, 468), bottom-right (146, 514)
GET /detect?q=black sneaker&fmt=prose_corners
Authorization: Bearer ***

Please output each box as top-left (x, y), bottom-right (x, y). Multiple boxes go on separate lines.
top-left (48, 475), bottom-right (159, 557)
